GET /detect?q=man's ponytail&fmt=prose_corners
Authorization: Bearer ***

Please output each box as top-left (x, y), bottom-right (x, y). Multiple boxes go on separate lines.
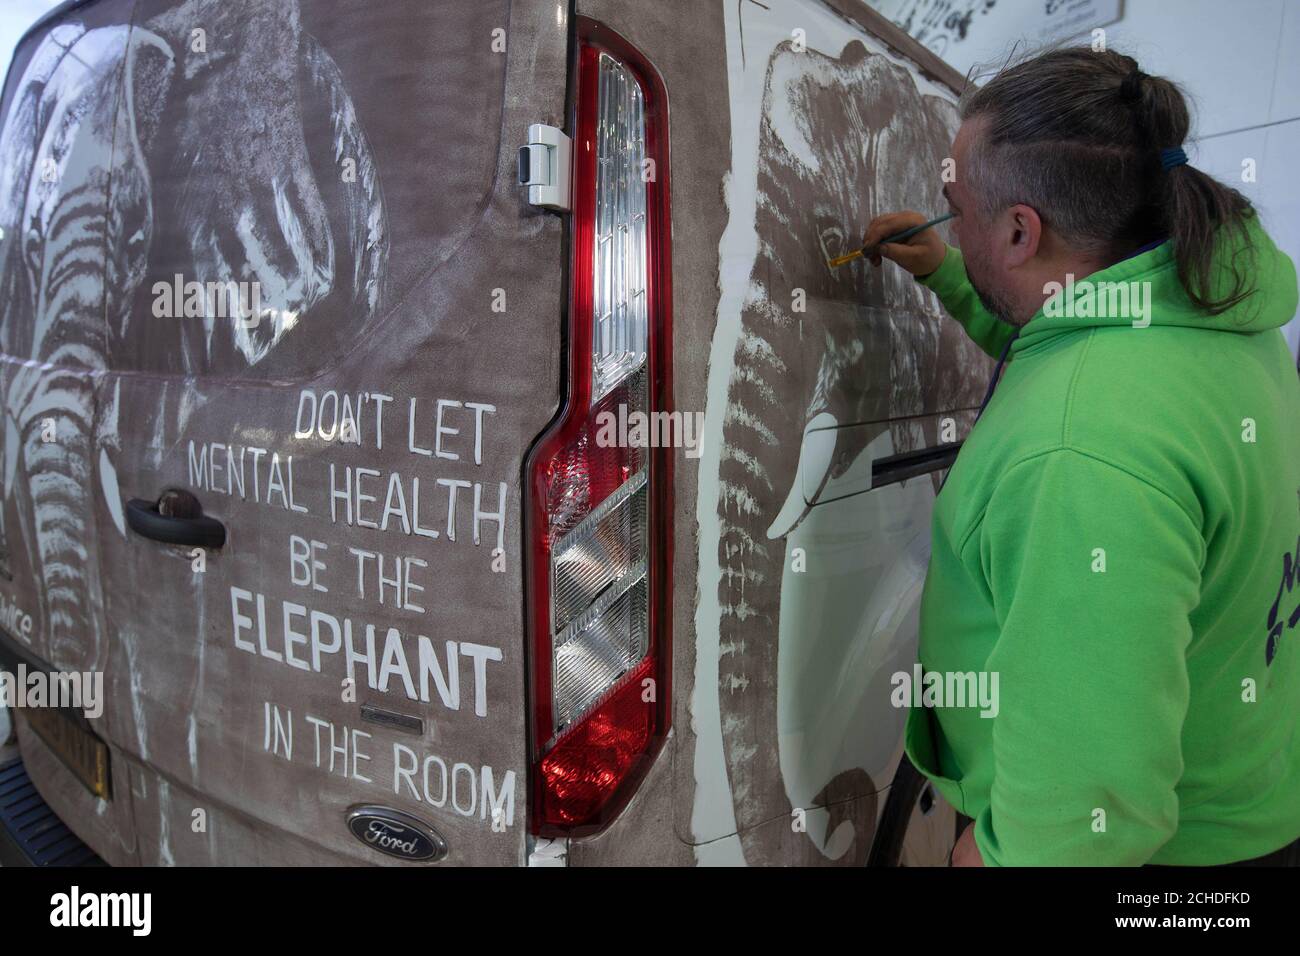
top-left (1161, 159), bottom-right (1256, 314)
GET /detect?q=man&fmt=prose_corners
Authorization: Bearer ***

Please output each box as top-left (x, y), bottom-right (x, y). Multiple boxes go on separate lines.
top-left (866, 47), bottom-right (1300, 866)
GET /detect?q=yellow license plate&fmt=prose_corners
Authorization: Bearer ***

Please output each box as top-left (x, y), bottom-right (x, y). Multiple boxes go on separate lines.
top-left (22, 707), bottom-right (111, 799)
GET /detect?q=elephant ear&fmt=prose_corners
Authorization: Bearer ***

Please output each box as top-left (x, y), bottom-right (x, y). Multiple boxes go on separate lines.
top-left (158, 25), bottom-right (388, 374)
top-left (122, 30), bottom-right (177, 155)
top-left (297, 33), bottom-right (388, 320)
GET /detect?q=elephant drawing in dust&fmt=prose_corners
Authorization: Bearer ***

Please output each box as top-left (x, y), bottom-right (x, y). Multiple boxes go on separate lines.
top-left (713, 40), bottom-right (990, 865)
top-left (0, 21), bottom-right (167, 669)
top-left (0, 0), bottom-right (388, 670)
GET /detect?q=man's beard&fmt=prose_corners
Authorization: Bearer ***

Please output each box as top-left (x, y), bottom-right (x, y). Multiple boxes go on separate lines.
top-left (965, 263), bottom-right (1021, 327)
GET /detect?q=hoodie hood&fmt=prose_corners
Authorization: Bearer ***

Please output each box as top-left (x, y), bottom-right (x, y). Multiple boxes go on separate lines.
top-left (1013, 213), bottom-right (1299, 353)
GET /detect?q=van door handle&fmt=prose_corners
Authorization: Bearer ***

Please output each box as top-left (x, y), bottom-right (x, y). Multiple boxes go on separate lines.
top-left (871, 441), bottom-right (963, 489)
top-left (125, 489), bottom-right (226, 548)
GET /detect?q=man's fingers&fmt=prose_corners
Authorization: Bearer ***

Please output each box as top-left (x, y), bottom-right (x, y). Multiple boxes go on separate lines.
top-left (862, 210), bottom-right (925, 249)
top-left (876, 241), bottom-right (921, 264)
top-left (861, 211), bottom-right (946, 277)
top-left (863, 210), bottom-right (918, 238)
top-left (872, 243), bottom-right (913, 268)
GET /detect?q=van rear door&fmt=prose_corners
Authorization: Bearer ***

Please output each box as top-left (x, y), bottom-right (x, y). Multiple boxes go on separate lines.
top-left (0, 0), bottom-right (570, 865)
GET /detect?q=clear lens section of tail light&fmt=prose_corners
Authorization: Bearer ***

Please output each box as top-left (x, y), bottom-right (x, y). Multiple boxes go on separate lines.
top-left (553, 567), bottom-right (648, 732)
top-left (591, 52), bottom-right (648, 407)
top-left (551, 471), bottom-right (647, 633)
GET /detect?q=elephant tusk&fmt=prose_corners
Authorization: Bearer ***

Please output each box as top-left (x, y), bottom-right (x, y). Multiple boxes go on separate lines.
top-left (766, 411), bottom-right (838, 539)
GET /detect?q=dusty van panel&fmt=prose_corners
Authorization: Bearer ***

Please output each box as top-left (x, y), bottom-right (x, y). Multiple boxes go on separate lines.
top-left (695, 0), bottom-right (987, 865)
top-left (0, 0), bottom-right (569, 865)
top-left (696, 0), bottom-right (990, 865)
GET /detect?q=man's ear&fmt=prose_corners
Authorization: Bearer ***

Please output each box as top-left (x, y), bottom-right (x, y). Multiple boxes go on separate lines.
top-left (1000, 203), bottom-right (1043, 269)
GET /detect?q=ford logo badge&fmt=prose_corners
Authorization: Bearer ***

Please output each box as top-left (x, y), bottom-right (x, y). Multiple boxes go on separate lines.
top-left (346, 805), bottom-right (448, 862)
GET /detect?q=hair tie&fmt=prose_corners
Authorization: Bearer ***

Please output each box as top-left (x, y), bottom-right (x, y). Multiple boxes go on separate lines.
top-left (1160, 146), bottom-right (1188, 170)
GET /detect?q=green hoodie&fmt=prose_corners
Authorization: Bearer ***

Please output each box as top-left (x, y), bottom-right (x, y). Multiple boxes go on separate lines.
top-left (904, 215), bottom-right (1300, 866)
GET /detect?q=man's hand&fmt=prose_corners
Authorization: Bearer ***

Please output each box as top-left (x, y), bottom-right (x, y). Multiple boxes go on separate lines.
top-left (862, 210), bottom-right (947, 277)
top-left (951, 821), bottom-right (986, 867)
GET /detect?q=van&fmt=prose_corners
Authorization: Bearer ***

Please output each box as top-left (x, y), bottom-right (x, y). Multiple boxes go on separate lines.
top-left (0, 0), bottom-right (991, 866)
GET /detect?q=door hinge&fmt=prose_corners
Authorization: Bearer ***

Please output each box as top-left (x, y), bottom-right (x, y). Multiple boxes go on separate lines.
top-left (518, 123), bottom-right (571, 211)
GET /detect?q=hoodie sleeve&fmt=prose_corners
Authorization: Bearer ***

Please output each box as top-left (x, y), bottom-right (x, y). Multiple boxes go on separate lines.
top-left (968, 447), bottom-right (1203, 866)
top-left (916, 245), bottom-right (1017, 359)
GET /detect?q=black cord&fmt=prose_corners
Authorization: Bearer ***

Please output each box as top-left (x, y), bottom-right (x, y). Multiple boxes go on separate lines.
top-left (938, 328), bottom-right (1019, 494)
top-left (976, 328), bottom-right (1020, 422)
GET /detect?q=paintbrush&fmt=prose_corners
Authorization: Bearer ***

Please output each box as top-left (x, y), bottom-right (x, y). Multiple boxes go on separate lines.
top-left (827, 212), bottom-right (955, 268)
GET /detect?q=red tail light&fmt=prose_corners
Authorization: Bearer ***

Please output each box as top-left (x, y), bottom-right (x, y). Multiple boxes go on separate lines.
top-left (524, 19), bottom-right (672, 837)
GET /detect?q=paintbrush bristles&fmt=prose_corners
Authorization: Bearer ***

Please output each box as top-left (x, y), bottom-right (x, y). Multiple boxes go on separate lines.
top-left (828, 249), bottom-right (865, 267)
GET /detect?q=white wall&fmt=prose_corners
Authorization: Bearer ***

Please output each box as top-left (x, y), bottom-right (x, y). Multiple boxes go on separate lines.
top-left (868, 0), bottom-right (1300, 359)
top-left (0, 0), bottom-right (63, 88)
top-left (1105, 0), bottom-right (1300, 357)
